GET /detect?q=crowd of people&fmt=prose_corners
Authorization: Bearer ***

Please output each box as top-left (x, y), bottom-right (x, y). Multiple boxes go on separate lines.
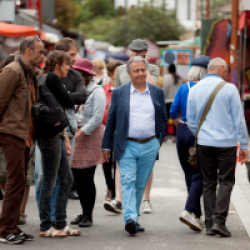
top-left (0, 35), bottom-right (249, 245)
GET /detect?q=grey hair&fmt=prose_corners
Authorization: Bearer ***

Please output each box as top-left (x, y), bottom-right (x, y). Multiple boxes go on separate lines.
top-left (188, 66), bottom-right (208, 81)
top-left (208, 57), bottom-right (228, 71)
top-left (126, 56), bottom-right (149, 73)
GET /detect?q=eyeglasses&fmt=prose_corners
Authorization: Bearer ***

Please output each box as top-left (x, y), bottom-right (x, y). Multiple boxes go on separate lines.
top-left (28, 36), bottom-right (41, 48)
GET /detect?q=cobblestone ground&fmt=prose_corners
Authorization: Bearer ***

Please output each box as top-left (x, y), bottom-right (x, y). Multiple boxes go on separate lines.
top-left (0, 141), bottom-right (249, 249)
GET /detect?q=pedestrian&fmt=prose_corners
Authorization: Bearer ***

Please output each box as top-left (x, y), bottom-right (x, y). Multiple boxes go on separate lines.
top-left (102, 60), bottom-right (123, 203)
top-left (0, 54), bottom-right (37, 226)
top-left (187, 57), bottom-right (249, 237)
top-left (38, 50), bottom-right (80, 237)
top-left (92, 59), bottom-right (110, 86)
top-left (0, 36), bottom-right (45, 244)
top-left (102, 56), bottom-right (167, 235)
top-left (34, 38), bottom-right (88, 224)
top-left (170, 56), bottom-right (211, 232)
top-left (70, 58), bottom-right (106, 227)
top-left (163, 64), bottom-right (182, 142)
top-left (115, 39), bottom-right (160, 214)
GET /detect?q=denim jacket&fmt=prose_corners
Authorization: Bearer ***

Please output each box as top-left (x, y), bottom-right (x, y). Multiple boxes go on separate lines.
top-left (76, 81), bottom-right (106, 135)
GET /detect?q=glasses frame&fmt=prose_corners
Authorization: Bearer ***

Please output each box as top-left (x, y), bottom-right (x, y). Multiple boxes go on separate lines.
top-left (27, 36), bottom-right (41, 48)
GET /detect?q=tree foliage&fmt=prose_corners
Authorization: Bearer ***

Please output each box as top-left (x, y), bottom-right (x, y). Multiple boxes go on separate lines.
top-left (200, 0), bottom-right (232, 19)
top-left (55, 0), bottom-right (76, 30)
top-left (74, 6), bottom-right (185, 46)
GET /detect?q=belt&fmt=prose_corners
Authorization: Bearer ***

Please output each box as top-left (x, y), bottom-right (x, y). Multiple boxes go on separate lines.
top-left (127, 136), bottom-right (156, 143)
top-left (179, 120), bottom-right (188, 125)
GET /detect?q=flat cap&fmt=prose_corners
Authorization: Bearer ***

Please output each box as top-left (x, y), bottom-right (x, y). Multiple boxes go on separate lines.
top-left (191, 55), bottom-right (211, 68)
top-left (129, 39), bottom-right (148, 51)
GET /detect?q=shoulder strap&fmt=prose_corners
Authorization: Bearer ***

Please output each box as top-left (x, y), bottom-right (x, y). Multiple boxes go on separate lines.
top-left (195, 81), bottom-right (226, 144)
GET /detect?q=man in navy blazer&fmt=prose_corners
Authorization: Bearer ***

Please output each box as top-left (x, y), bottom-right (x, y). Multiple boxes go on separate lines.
top-left (102, 56), bottom-right (167, 235)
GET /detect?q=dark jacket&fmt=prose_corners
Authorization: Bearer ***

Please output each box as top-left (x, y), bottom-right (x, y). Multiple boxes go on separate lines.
top-left (0, 56), bottom-right (39, 140)
top-left (102, 81), bottom-right (167, 161)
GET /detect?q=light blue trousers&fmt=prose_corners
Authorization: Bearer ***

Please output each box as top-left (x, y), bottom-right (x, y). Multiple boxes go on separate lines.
top-left (118, 138), bottom-right (160, 224)
top-left (34, 137), bottom-right (75, 221)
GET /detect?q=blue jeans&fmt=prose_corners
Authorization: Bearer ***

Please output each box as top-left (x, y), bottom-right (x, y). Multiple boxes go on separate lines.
top-left (34, 136), bottom-right (75, 221)
top-left (38, 135), bottom-right (73, 231)
top-left (176, 123), bottom-right (203, 217)
top-left (118, 138), bottom-right (160, 224)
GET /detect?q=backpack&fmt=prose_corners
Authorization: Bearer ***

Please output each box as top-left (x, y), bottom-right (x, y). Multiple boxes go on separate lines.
top-left (35, 74), bottom-right (69, 139)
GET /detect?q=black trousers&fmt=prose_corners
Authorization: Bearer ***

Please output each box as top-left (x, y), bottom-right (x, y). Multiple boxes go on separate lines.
top-left (198, 145), bottom-right (236, 227)
top-left (102, 149), bottom-right (116, 193)
top-left (72, 166), bottom-right (97, 221)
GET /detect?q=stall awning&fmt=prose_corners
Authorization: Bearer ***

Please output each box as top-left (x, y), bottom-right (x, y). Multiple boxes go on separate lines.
top-left (0, 21), bottom-right (40, 36)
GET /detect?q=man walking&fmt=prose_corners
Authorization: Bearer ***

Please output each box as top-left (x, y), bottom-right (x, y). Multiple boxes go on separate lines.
top-left (187, 57), bottom-right (249, 237)
top-left (102, 56), bottom-right (167, 235)
top-left (113, 39), bottom-right (160, 214)
top-left (0, 36), bottom-right (45, 244)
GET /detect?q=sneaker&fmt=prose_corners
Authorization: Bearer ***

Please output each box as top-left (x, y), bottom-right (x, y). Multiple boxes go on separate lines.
top-left (19, 232), bottom-right (34, 241)
top-left (69, 191), bottom-right (79, 200)
top-left (196, 216), bottom-right (205, 227)
top-left (104, 200), bottom-right (122, 214)
top-left (0, 233), bottom-right (25, 245)
top-left (179, 210), bottom-right (202, 231)
top-left (142, 200), bottom-right (153, 214)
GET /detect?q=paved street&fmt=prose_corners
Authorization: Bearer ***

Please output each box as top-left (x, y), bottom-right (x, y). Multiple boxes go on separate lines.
top-left (1, 141), bottom-right (250, 249)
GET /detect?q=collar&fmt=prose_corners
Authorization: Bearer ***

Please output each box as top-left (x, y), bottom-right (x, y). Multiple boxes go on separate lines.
top-left (201, 73), bottom-right (223, 81)
top-left (19, 56), bottom-right (36, 76)
top-left (130, 82), bottom-right (150, 94)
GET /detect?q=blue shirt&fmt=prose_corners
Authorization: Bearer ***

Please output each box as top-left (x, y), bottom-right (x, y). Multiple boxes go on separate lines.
top-left (170, 81), bottom-right (197, 121)
top-left (128, 83), bottom-right (155, 139)
top-left (187, 73), bottom-right (249, 149)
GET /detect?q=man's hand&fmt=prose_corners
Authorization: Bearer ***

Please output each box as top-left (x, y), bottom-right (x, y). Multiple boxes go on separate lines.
top-left (239, 149), bottom-right (249, 165)
top-left (65, 139), bottom-right (71, 156)
top-left (102, 150), bottom-right (110, 162)
top-left (75, 129), bottom-right (84, 139)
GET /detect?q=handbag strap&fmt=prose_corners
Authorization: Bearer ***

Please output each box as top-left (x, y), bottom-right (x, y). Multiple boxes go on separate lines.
top-left (194, 81), bottom-right (226, 145)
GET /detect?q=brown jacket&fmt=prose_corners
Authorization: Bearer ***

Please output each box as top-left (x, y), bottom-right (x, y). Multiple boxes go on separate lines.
top-left (0, 56), bottom-right (39, 140)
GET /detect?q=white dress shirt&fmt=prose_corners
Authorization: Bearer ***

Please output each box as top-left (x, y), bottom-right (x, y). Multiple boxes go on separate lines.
top-left (128, 83), bottom-right (155, 139)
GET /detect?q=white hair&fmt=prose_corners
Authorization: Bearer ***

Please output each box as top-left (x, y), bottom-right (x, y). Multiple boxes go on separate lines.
top-left (208, 57), bottom-right (228, 72)
top-left (126, 56), bottom-right (148, 73)
top-left (188, 66), bottom-right (208, 81)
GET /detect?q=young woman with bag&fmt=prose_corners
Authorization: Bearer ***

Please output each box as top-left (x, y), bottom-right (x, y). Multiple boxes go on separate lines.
top-left (70, 58), bottom-right (106, 227)
top-left (38, 50), bottom-right (81, 237)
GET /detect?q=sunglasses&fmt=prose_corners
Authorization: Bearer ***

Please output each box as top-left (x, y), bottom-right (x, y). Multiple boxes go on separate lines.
top-left (28, 36), bottom-right (41, 47)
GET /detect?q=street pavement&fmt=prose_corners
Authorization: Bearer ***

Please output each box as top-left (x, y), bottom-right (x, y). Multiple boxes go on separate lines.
top-left (1, 140), bottom-right (250, 249)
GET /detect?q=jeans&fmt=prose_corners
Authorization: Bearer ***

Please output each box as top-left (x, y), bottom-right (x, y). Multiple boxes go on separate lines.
top-left (38, 135), bottom-right (73, 231)
top-left (176, 123), bottom-right (203, 217)
top-left (34, 136), bottom-right (75, 221)
top-left (118, 138), bottom-right (160, 224)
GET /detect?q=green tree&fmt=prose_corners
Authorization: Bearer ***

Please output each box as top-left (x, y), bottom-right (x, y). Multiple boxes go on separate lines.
top-left (200, 0), bottom-right (231, 19)
top-left (55, 0), bottom-right (76, 29)
top-left (74, 6), bottom-right (185, 46)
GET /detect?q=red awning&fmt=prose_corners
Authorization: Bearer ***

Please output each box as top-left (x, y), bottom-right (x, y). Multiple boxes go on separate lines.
top-left (0, 22), bottom-right (40, 36)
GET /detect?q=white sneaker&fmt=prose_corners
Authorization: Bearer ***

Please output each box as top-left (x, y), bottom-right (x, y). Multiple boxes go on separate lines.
top-left (196, 216), bottom-right (205, 227)
top-left (142, 200), bottom-right (153, 214)
top-left (179, 210), bottom-right (202, 231)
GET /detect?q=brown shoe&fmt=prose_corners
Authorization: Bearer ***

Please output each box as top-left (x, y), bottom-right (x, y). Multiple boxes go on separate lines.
top-left (18, 214), bottom-right (27, 225)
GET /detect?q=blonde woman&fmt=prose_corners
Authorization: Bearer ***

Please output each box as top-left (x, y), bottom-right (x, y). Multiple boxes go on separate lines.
top-left (92, 59), bottom-right (110, 86)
